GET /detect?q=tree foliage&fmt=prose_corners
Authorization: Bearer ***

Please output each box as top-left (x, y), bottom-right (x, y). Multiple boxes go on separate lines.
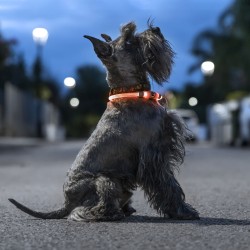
top-left (0, 34), bottom-right (16, 68)
top-left (0, 29), bottom-right (60, 106)
top-left (0, 32), bottom-right (17, 89)
top-left (182, 0), bottom-right (250, 122)
top-left (61, 65), bottom-right (109, 137)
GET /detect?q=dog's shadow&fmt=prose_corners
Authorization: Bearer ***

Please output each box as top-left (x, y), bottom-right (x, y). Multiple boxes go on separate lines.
top-left (122, 215), bottom-right (250, 226)
top-left (28, 215), bottom-right (250, 226)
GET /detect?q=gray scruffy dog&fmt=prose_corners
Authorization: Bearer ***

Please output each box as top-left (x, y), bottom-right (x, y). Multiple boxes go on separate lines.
top-left (9, 21), bottom-right (199, 221)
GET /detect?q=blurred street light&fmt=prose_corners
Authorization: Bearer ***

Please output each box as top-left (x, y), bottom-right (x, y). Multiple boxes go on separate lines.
top-left (32, 27), bottom-right (49, 137)
top-left (32, 28), bottom-right (49, 45)
top-left (70, 98), bottom-right (79, 108)
top-left (64, 77), bottom-right (76, 88)
top-left (201, 61), bottom-right (215, 76)
top-left (32, 27), bottom-right (49, 81)
top-left (32, 28), bottom-right (49, 56)
top-left (189, 97), bottom-right (198, 107)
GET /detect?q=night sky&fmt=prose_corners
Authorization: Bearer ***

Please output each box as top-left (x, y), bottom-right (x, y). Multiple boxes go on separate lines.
top-left (1, 0), bottom-right (233, 93)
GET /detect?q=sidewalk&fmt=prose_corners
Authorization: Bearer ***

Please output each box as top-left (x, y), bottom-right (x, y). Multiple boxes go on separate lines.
top-left (0, 137), bottom-right (46, 150)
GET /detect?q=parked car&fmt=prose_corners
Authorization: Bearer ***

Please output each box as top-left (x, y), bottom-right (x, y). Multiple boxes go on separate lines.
top-left (207, 103), bottom-right (233, 145)
top-left (175, 109), bottom-right (199, 142)
top-left (239, 97), bottom-right (250, 146)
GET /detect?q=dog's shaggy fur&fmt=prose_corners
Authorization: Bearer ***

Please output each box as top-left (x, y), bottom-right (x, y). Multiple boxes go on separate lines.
top-left (9, 21), bottom-right (199, 221)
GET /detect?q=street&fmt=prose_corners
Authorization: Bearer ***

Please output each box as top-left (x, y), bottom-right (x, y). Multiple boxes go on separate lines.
top-left (0, 140), bottom-right (250, 250)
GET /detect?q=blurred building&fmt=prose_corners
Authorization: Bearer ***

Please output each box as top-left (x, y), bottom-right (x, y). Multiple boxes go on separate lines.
top-left (0, 82), bottom-right (64, 141)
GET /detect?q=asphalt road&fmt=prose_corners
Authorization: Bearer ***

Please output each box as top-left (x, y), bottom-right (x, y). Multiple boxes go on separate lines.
top-left (0, 140), bottom-right (249, 250)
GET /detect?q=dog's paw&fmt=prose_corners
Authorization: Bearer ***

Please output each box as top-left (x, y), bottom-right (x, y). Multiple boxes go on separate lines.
top-left (168, 203), bottom-right (200, 220)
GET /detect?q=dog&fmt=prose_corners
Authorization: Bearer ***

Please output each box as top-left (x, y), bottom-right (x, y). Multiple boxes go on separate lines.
top-left (9, 21), bottom-right (199, 221)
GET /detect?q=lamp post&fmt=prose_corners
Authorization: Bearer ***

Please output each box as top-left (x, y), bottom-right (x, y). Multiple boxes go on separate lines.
top-left (32, 28), bottom-right (49, 56)
top-left (32, 28), bottom-right (49, 96)
top-left (32, 28), bottom-right (49, 137)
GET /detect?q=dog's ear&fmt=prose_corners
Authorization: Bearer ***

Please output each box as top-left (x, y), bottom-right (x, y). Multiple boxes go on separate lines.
top-left (139, 24), bottom-right (175, 85)
top-left (120, 22), bottom-right (136, 44)
top-left (101, 34), bottom-right (112, 42)
top-left (84, 35), bottom-right (112, 58)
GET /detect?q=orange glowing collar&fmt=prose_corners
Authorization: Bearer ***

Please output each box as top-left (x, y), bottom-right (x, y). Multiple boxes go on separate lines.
top-left (109, 91), bottom-right (162, 102)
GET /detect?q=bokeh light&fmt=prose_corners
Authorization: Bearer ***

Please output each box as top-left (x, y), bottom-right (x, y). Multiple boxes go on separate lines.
top-left (70, 98), bottom-right (79, 107)
top-left (32, 28), bottom-right (49, 45)
top-left (188, 97), bottom-right (198, 107)
top-left (64, 77), bottom-right (76, 88)
top-left (201, 61), bottom-right (215, 76)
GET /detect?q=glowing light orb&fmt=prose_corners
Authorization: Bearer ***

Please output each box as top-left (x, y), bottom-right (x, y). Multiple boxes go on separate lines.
top-left (201, 61), bottom-right (215, 76)
top-left (32, 28), bottom-right (49, 45)
top-left (70, 98), bottom-right (79, 107)
top-left (64, 77), bottom-right (76, 88)
top-left (189, 97), bottom-right (198, 107)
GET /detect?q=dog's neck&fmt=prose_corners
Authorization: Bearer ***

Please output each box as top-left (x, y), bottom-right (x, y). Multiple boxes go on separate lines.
top-left (109, 83), bottom-right (151, 95)
top-left (105, 63), bottom-right (150, 90)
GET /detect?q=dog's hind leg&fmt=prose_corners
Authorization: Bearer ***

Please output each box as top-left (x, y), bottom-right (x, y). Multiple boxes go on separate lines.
top-left (68, 176), bottom-right (125, 221)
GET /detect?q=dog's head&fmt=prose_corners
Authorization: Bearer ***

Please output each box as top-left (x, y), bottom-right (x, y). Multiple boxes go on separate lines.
top-left (84, 21), bottom-right (175, 88)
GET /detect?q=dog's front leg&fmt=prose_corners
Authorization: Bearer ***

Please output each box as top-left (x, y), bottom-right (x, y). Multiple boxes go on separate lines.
top-left (139, 171), bottom-right (199, 220)
top-left (120, 190), bottom-right (136, 216)
top-left (143, 171), bottom-right (199, 220)
top-left (138, 144), bottom-right (199, 220)
top-left (162, 175), bottom-right (200, 220)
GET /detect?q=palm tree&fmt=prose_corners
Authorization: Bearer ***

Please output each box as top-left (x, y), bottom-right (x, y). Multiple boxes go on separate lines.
top-left (188, 0), bottom-right (250, 103)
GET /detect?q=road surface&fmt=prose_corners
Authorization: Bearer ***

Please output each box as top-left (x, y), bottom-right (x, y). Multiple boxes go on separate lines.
top-left (0, 140), bottom-right (249, 250)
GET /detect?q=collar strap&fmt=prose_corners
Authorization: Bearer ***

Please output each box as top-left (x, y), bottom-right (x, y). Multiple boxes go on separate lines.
top-left (109, 83), bottom-right (151, 95)
top-left (109, 91), bottom-right (162, 102)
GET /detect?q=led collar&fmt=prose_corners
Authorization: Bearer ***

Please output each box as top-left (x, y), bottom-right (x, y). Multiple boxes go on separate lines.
top-left (109, 91), bottom-right (162, 102)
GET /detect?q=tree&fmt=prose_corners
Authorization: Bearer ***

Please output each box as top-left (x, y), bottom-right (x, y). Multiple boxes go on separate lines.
top-left (188, 0), bottom-right (250, 103)
top-left (30, 53), bottom-right (61, 104)
top-left (74, 65), bottom-right (109, 114)
top-left (0, 31), bottom-right (17, 89)
top-left (0, 34), bottom-right (16, 67)
top-left (61, 65), bottom-right (109, 137)
top-left (183, 0), bottom-right (250, 123)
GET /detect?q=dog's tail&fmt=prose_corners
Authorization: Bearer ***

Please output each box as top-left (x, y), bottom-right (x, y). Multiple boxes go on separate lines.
top-left (8, 198), bottom-right (69, 219)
